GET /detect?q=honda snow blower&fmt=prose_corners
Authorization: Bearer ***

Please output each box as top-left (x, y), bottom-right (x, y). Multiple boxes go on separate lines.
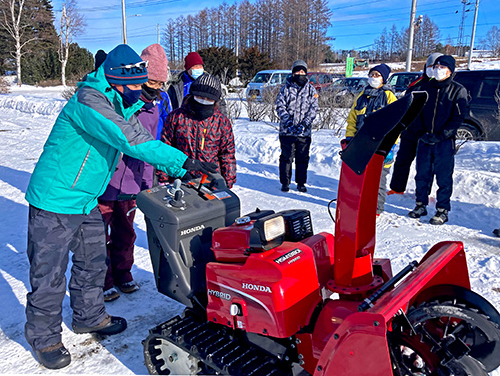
top-left (137, 92), bottom-right (500, 376)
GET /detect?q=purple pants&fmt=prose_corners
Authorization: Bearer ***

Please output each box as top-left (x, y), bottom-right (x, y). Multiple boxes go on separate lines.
top-left (98, 200), bottom-right (137, 290)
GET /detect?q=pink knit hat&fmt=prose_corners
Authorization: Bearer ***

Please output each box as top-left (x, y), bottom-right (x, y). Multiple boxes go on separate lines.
top-left (140, 44), bottom-right (168, 82)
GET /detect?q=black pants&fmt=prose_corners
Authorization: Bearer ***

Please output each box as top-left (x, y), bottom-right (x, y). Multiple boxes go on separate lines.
top-left (390, 127), bottom-right (419, 193)
top-left (25, 205), bottom-right (108, 351)
top-left (279, 135), bottom-right (311, 186)
top-left (415, 138), bottom-right (455, 211)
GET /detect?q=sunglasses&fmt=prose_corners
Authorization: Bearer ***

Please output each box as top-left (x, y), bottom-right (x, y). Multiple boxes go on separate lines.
top-left (110, 60), bottom-right (148, 71)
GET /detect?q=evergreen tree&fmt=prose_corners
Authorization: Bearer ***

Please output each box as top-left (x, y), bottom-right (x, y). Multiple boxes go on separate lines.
top-left (198, 46), bottom-right (237, 84)
top-left (238, 46), bottom-right (275, 85)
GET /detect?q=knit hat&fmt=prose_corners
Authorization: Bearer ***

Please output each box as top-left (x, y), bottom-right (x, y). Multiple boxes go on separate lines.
top-left (94, 50), bottom-right (107, 71)
top-left (103, 44), bottom-right (148, 85)
top-left (184, 52), bottom-right (204, 71)
top-left (369, 63), bottom-right (391, 83)
top-left (434, 55), bottom-right (455, 73)
top-left (292, 59), bottom-right (308, 74)
top-left (190, 73), bottom-right (221, 102)
top-left (141, 44), bottom-right (168, 82)
top-left (426, 52), bottom-right (443, 69)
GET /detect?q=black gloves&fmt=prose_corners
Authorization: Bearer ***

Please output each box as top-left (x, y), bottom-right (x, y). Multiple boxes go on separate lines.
top-left (182, 158), bottom-right (218, 175)
top-left (420, 133), bottom-right (443, 145)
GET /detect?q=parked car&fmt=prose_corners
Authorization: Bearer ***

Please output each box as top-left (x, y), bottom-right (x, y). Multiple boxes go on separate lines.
top-left (454, 70), bottom-right (500, 140)
top-left (307, 72), bottom-right (344, 91)
top-left (319, 77), bottom-right (369, 107)
top-left (245, 70), bottom-right (291, 101)
top-left (387, 72), bottom-right (422, 97)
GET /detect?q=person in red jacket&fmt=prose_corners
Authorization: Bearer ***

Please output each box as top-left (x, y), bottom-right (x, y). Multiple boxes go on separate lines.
top-left (158, 73), bottom-right (236, 188)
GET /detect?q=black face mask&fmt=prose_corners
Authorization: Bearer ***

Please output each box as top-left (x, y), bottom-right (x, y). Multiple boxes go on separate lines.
top-left (141, 84), bottom-right (158, 102)
top-left (189, 96), bottom-right (215, 120)
top-left (292, 74), bottom-right (309, 86)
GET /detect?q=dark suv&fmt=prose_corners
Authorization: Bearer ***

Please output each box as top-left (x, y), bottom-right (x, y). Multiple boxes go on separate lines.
top-left (454, 70), bottom-right (500, 141)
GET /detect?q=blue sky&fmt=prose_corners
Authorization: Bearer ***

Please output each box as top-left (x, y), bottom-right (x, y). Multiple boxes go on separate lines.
top-left (50, 0), bottom-right (500, 57)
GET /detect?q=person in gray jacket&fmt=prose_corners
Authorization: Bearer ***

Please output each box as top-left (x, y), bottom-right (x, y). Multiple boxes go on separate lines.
top-left (276, 60), bottom-right (318, 192)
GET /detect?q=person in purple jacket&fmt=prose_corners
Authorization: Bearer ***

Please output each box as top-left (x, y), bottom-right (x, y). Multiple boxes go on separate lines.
top-left (98, 44), bottom-right (169, 302)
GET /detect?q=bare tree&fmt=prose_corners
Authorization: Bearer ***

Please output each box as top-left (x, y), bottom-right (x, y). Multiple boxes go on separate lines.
top-left (58, 0), bottom-right (84, 86)
top-left (481, 26), bottom-right (500, 57)
top-left (0, 0), bottom-right (37, 85)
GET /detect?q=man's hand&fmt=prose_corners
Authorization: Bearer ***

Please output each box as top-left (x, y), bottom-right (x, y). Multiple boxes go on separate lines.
top-left (182, 158), bottom-right (218, 175)
top-left (420, 133), bottom-right (442, 145)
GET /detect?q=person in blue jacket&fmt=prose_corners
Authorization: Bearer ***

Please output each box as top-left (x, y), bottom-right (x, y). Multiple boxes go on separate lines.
top-left (24, 44), bottom-right (216, 370)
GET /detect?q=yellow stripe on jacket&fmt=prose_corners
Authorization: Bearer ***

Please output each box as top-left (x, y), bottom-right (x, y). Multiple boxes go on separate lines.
top-left (345, 89), bottom-right (397, 138)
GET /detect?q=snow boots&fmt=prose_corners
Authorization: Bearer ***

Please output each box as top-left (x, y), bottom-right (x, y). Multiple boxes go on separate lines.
top-left (34, 342), bottom-right (71, 370)
top-left (430, 208), bottom-right (449, 225)
top-left (408, 202), bottom-right (427, 218)
top-left (72, 315), bottom-right (127, 335)
top-left (297, 185), bottom-right (307, 192)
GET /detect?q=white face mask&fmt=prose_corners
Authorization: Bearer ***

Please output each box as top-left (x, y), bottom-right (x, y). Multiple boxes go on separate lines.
top-left (433, 67), bottom-right (449, 81)
top-left (426, 66), bottom-right (434, 79)
top-left (191, 68), bottom-right (204, 79)
top-left (194, 96), bottom-right (215, 105)
top-left (368, 77), bottom-right (383, 88)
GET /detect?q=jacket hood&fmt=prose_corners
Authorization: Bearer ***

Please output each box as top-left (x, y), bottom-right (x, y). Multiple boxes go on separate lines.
top-left (77, 66), bottom-right (144, 117)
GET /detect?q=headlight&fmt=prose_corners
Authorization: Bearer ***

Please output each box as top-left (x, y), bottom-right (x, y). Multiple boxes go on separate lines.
top-left (263, 216), bottom-right (285, 241)
top-left (249, 214), bottom-right (285, 251)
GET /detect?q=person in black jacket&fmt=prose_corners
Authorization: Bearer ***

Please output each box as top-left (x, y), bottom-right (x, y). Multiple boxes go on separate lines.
top-left (388, 52), bottom-right (442, 195)
top-left (408, 55), bottom-right (467, 225)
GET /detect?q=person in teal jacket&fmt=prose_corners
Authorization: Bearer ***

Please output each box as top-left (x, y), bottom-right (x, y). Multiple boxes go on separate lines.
top-left (24, 44), bottom-right (216, 370)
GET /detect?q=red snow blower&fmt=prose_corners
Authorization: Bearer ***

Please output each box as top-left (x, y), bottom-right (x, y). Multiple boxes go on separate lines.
top-left (138, 91), bottom-right (500, 375)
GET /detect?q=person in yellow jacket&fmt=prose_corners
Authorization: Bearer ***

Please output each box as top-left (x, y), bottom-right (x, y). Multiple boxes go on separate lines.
top-left (345, 63), bottom-right (397, 214)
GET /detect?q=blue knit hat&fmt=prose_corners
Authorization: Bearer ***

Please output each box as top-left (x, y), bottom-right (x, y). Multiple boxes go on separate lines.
top-left (369, 63), bottom-right (391, 84)
top-left (103, 44), bottom-right (148, 85)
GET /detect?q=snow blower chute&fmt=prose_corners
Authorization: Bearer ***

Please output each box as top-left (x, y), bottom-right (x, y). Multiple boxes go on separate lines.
top-left (137, 91), bottom-right (500, 376)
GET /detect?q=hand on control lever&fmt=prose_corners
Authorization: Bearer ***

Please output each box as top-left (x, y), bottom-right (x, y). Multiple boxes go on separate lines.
top-left (182, 158), bottom-right (218, 176)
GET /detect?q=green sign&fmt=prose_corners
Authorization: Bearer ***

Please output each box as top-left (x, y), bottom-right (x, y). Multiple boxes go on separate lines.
top-left (346, 57), bottom-right (354, 78)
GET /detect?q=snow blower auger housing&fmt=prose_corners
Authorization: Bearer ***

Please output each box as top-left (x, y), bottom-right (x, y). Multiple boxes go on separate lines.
top-left (138, 91), bottom-right (500, 376)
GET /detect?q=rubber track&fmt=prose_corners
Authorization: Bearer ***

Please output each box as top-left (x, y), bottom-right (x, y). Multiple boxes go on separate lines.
top-left (144, 312), bottom-right (293, 376)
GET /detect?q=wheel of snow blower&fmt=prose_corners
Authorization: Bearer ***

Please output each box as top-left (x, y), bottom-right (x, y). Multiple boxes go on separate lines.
top-left (389, 302), bottom-right (499, 375)
top-left (410, 285), bottom-right (500, 372)
top-left (144, 334), bottom-right (203, 375)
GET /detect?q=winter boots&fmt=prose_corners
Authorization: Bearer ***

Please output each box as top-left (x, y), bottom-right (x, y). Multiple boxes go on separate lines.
top-left (297, 185), bottom-right (307, 192)
top-left (408, 202), bottom-right (427, 218)
top-left (430, 208), bottom-right (449, 225)
top-left (119, 280), bottom-right (140, 293)
top-left (34, 342), bottom-right (71, 370)
top-left (104, 287), bottom-right (120, 302)
top-left (281, 184), bottom-right (289, 192)
top-left (72, 315), bottom-right (127, 336)
top-left (409, 203), bottom-right (449, 225)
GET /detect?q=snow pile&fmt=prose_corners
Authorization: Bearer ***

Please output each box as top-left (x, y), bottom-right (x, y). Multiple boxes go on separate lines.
top-left (0, 93), bottom-right (66, 116)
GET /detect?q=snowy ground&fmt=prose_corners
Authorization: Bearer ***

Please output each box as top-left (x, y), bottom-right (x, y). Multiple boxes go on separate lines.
top-left (1, 64), bottom-right (500, 374)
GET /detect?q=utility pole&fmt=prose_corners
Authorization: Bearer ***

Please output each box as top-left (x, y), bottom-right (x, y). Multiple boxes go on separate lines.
top-left (405, 0), bottom-right (417, 72)
top-left (157, 24), bottom-right (160, 44)
top-left (121, 0), bottom-right (127, 44)
top-left (467, 0), bottom-right (479, 69)
top-left (457, 0), bottom-right (469, 57)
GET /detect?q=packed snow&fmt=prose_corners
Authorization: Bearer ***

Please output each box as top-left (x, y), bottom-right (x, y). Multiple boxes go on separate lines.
top-left (1, 63), bottom-right (500, 374)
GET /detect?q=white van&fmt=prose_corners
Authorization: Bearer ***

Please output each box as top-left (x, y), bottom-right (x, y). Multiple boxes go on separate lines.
top-left (245, 70), bottom-right (291, 101)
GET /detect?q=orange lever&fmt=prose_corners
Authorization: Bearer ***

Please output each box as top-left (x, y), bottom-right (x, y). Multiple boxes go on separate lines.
top-left (198, 174), bottom-right (208, 192)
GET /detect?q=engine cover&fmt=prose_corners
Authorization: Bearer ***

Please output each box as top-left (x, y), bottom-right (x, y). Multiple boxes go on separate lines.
top-left (206, 233), bottom-right (334, 338)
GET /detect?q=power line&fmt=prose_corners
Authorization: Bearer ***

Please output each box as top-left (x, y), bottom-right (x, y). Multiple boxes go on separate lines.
top-left (54, 0), bottom-right (181, 13)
